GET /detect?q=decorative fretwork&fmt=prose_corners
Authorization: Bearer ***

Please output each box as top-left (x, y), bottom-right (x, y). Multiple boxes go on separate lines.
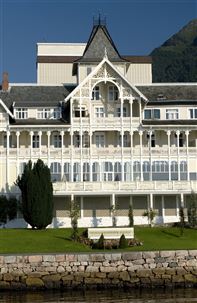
top-left (81, 88), bottom-right (89, 97)
top-left (123, 87), bottom-right (132, 98)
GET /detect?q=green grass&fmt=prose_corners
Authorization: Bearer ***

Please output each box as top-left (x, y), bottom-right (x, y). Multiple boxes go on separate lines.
top-left (0, 227), bottom-right (196, 254)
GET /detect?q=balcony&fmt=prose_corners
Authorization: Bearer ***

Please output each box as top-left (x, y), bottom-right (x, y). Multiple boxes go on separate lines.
top-left (73, 117), bottom-right (140, 129)
top-left (53, 180), bottom-right (197, 194)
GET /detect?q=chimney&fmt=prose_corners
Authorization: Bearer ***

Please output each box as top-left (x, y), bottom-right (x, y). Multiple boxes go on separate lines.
top-left (2, 72), bottom-right (9, 91)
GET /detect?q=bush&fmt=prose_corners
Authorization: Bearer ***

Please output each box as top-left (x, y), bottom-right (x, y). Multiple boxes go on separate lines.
top-left (93, 233), bottom-right (105, 249)
top-left (119, 234), bottom-right (128, 248)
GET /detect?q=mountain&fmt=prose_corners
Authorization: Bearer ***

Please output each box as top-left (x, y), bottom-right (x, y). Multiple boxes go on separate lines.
top-left (151, 19), bottom-right (197, 82)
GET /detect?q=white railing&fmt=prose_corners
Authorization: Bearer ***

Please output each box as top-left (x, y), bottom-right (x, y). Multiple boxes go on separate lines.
top-left (53, 180), bottom-right (197, 193)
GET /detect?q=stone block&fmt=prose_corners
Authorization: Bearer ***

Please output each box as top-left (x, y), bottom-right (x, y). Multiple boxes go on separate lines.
top-left (145, 258), bottom-right (154, 264)
top-left (186, 260), bottom-right (197, 267)
top-left (152, 268), bottom-right (166, 275)
top-left (95, 272), bottom-right (106, 278)
top-left (160, 251), bottom-right (175, 258)
top-left (65, 254), bottom-right (77, 262)
top-left (172, 275), bottom-right (185, 283)
top-left (129, 276), bottom-right (140, 283)
top-left (169, 262), bottom-right (178, 268)
top-left (133, 259), bottom-right (145, 265)
top-left (77, 254), bottom-right (89, 262)
top-left (0, 256), bottom-right (4, 264)
top-left (89, 254), bottom-right (105, 262)
top-left (176, 250), bottom-right (188, 258)
top-left (4, 256), bottom-right (16, 264)
top-left (176, 268), bottom-right (187, 275)
top-left (162, 274), bottom-right (171, 280)
top-left (122, 252), bottom-right (142, 261)
top-left (136, 269), bottom-right (151, 278)
top-left (165, 268), bottom-right (176, 275)
top-left (108, 272), bottom-right (120, 279)
top-left (26, 277), bottom-right (44, 288)
top-left (119, 271), bottom-right (130, 281)
top-left (84, 277), bottom-right (102, 284)
top-left (111, 253), bottom-right (122, 261)
top-left (185, 274), bottom-right (197, 283)
top-left (0, 268), bottom-right (8, 274)
top-left (3, 273), bottom-right (13, 281)
top-left (0, 281), bottom-right (10, 289)
top-left (188, 250), bottom-right (197, 257)
top-left (55, 255), bottom-right (65, 262)
top-left (155, 257), bottom-right (166, 264)
top-left (143, 251), bottom-right (158, 259)
top-left (78, 266), bottom-right (85, 272)
top-left (86, 266), bottom-right (99, 273)
top-left (29, 255), bottom-right (42, 263)
top-left (43, 255), bottom-right (56, 262)
top-left (42, 274), bottom-right (61, 282)
top-left (117, 265), bottom-right (127, 272)
top-left (57, 266), bottom-right (65, 273)
top-left (100, 266), bottom-right (116, 273)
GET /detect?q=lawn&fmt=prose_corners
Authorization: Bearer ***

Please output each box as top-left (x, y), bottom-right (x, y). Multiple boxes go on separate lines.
top-left (0, 227), bottom-right (196, 254)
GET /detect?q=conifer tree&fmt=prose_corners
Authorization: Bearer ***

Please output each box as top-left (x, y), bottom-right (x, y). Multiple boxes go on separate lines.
top-left (16, 159), bottom-right (53, 229)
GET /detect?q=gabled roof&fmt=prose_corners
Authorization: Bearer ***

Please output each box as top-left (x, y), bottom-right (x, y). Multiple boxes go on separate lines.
top-left (0, 98), bottom-right (14, 119)
top-left (76, 24), bottom-right (126, 63)
top-left (64, 57), bottom-right (148, 103)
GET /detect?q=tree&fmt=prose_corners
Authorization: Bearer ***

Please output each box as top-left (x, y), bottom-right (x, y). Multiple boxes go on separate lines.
top-left (15, 159), bottom-right (53, 229)
top-left (69, 199), bottom-right (80, 241)
top-left (0, 196), bottom-right (18, 227)
top-left (128, 204), bottom-right (134, 227)
top-left (119, 234), bottom-right (128, 248)
top-left (188, 191), bottom-right (197, 228)
top-left (179, 206), bottom-right (185, 236)
top-left (143, 208), bottom-right (157, 227)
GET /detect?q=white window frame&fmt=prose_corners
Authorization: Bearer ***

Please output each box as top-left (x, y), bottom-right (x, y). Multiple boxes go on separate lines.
top-left (53, 134), bottom-right (62, 148)
top-left (189, 108), bottom-right (197, 119)
top-left (92, 86), bottom-right (100, 100)
top-left (166, 109), bottom-right (179, 120)
top-left (37, 108), bottom-right (61, 119)
top-left (144, 109), bottom-right (160, 120)
top-left (95, 107), bottom-right (104, 118)
top-left (32, 135), bottom-right (40, 148)
top-left (15, 108), bottom-right (28, 119)
top-left (116, 106), bottom-right (127, 117)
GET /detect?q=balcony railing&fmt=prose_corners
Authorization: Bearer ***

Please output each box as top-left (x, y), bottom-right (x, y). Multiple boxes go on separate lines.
top-left (72, 117), bottom-right (140, 128)
top-left (53, 180), bottom-right (197, 193)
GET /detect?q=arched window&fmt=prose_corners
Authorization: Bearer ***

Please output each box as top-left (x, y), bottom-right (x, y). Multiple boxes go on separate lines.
top-left (171, 161), bottom-right (178, 180)
top-left (102, 162), bottom-right (113, 181)
top-left (92, 86), bottom-right (100, 100)
top-left (180, 161), bottom-right (187, 181)
top-left (133, 161), bottom-right (141, 180)
top-left (152, 161), bottom-right (168, 181)
top-left (108, 85), bottom-right (119, 101)
top-left (143, 161), bottom-right (150, 181)
top-left (124, 162), bottom-right (132, 181)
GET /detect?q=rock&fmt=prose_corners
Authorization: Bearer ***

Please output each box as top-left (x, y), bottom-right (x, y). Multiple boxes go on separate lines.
top-left (29, 255), bottom-right (42, 263)
top-left (55, 255), bottom-right (65, 262)
top-left (119, 271), bottom-right (130, 281)
top-left (4, 256), bottom-right (16, 263)
top-left (42, 274), bottom-right (61, 282)
top-left (43, 255), bottom-right (56, 262)
top-left (100, 266), bottom-right (116, 273)
top-left (143, 252), bottom-right (157, 259)
top-left (185, 274), bottom-right (197, 283)
top-left (89, 254), bottom-right (105, 262)
top-left (160, 251), bottom-right (175, 258)
top-left (3, 273), bottom-right (13, 281)
top-left (136, 269), bottom-right (150, 278)
top-left (86, 266), bottom-right (99, 273)
top-left (26, 277), bottom-right (44, 288)
top-left (57, 266), bottom-right (65, 273)
top-left (122, 252), bottom-right (142, 261)
top-left (172, 275), bottom-right (185, 283)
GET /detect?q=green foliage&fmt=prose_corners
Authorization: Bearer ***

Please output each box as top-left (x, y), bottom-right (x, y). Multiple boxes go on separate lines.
top-left (151, 19), bottom-right (197, 82)
top-left (96, 233), bottom-right (105, 249)
top-left (15, 159), bottom-right (53, 229)
top-left (119, 234), bottom-right (128, 249)
top-left (143, 208), bottom-right (157, 227)
top-left (69, 200), bottom-right (80, 241)
top-left (188, 191), bottom-right (197, 228)
top-left (179, 206), bottom-right (185, 236)
top-left (0, 196), bottom-right (18, 226)
top-left (128, 204), bottom-right (134, 227)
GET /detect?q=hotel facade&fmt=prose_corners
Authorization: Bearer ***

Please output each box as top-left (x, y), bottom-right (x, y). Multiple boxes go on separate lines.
top-left (0, 20), bottom-right (197, 227)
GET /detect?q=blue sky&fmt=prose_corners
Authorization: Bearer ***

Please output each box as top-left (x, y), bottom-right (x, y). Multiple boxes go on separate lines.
top-left (0, 0), bottom-right (197, 83)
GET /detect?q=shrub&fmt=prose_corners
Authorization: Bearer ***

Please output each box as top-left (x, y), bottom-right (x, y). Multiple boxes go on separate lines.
top-left (119, 234), bottom-right (128, 248)
top-left (96, 233), bottom-right (105, 249)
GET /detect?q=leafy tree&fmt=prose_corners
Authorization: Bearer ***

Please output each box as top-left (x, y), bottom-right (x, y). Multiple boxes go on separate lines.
top-left (15, 159), bottom-right (53, 229)
top-left (188, 191), bottom-right (197, 228)
top-left (0, 196), bottom-right (18, 227)
top-left (128, 204), bottom-right (134, 227)
top-left (69, 199), bottom-right (80, 241)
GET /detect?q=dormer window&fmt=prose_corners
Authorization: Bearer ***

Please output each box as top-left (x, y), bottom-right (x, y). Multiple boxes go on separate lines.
top-left (15, 108), bottom-right (28, 119)
top-left (144, 109), bottom-right (160, 120)
top-left (92, 86), bottom-right (100, 100)
top-left (108, 85), bottom-right (118, 101)
top-left (37, 108), bottom-right (61, 119)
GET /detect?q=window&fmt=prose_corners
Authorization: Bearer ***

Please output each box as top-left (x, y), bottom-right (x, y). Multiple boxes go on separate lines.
top-left (3, 135), bottom-right (12, 148)
top-left (108, 86), bottom-right (118, 101)
top-left (92, 86), bottom-right (100, 100)
top-left (103, 161), bottom-right (113, 181)
top-left (144, 109), bottom-right (160, 120)
top-left (152, 161), bottom-right (169, 181)
top-left (93, 162), bottom-right (100, 181)
top-left (32, 135), bottom-right (39, 148)
top-left (118, 134), bottom-right (129, 147)
top-left (83, 163), bottom-right (90, 181)
top-left (95, 107), bottom-right (104, 118)
top-left (74, 107), bottom-right (86, 117)
top-left (37, 108), bottom-right (61, 119)
top-left (19, 162), bottom-right (26, 176)
top-left (95, 134), bottom-right (104, 147)
top-left (189, 108), bottom-right (197, 119)
top-left (15, 108), bottom-right (28, 119)
top-left (74, 134), bottom-right (80, 147)
top-left (147, 133), bottom-right (156, 148)
top-left (116, 107), bottom-right (127, 117)
top-left (64, 163), bottom-right (70, 181)
top-left (73, 163), bottom-right (81, 182)
top-left (50, 162), bottom-right (61, 182)
top-left (87, 67), bottom-right (92, 75)
top-left (114, 162), bottom-right (121, 181)
top-left (53, 134), bottom-right (62, 148)
top-left (166, 109), bottom-right (179, 120)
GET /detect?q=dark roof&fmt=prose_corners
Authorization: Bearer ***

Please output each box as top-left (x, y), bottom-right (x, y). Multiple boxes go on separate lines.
top-left (123, 56), bottom-right (152, 63)
top-left (37, 56), bottom-right (80, 63)
top-left (12, 119), bottom-right (68, 126)
top-left (143, 120), bottom-right (197, 125)
top-left (136, 85), bottom-right (197, 102)
top-left (77, 25), bottom-right (125, 63)
top-left (0, 85), bottom-right (75, 108)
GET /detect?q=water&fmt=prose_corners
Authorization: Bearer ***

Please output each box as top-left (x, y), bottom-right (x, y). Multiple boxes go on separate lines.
top-left (0, 289), bottom-right (197, 303)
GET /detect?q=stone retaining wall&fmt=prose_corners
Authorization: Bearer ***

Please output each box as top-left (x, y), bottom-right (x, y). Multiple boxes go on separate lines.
top-left (0, 251), bottom-right (197, 290)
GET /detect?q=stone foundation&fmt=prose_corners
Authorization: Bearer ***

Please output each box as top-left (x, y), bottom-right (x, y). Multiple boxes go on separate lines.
top-left (0, 251), bottom-right (196, 290)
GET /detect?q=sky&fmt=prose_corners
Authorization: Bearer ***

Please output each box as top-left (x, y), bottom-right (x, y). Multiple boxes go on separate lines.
top-left (0, 0), bottom-right (197, 83)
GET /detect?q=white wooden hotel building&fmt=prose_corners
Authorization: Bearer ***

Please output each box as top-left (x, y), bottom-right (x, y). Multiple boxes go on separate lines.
top-left (0, 19), bottom-right (197, 227)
